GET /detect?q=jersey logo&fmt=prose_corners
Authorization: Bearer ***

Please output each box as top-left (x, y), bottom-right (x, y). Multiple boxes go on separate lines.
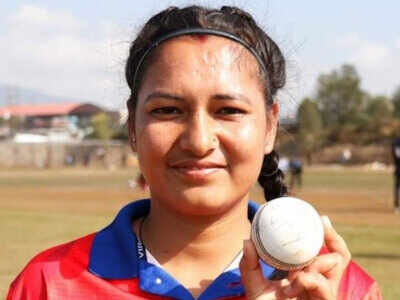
top-left (137, 240), bottom-right (145, 259)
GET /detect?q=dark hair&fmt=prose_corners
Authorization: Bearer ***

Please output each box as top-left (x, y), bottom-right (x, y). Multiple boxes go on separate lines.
top-left (125, 5), bottom-right (287, 201)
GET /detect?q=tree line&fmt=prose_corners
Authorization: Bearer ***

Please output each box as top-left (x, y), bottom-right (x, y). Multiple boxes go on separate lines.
top-left (296, 64), bottom-right (399, 162)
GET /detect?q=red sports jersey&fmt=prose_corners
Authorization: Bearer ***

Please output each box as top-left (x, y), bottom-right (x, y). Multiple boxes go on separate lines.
top-left (7, 199), bottom-right (382, 300)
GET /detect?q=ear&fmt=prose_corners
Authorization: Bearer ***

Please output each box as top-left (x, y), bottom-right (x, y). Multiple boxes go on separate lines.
top-left (128, 115), bottom-right (137, 152)
top-left (264, 102), bottom-right (279, 155)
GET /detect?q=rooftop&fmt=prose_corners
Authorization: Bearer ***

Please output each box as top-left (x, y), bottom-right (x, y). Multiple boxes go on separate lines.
top-left (0, 103), bottom-right (102, 117)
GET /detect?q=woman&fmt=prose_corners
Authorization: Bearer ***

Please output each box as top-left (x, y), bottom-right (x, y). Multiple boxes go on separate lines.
top-left (8, 5), bottom-right (382, 300)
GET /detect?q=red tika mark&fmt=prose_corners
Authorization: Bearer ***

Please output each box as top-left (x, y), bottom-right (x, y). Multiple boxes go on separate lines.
top-left (191, 34), bottom-right (209, 43)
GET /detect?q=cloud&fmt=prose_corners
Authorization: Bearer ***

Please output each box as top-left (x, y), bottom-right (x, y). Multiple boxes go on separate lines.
top-left (7, 5), bottom-right (82, 34)
top-left (335, 33), bottom-right (362, 48)
top-left (332, 33), bottom-right (400, 95)
top-left (0, 5), bottom-right (130, 108)
top-left (355, 43), bottom-right (389, 68)
top-left (396, 37), bottom-right (400, 49)
top-left (336, 34), bottom-right (389, 68)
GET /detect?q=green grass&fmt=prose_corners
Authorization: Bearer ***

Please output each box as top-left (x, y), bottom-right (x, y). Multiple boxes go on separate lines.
top-left (0, 210), bottom-right (109, 279)
top-left (1, 167), bottom-right (399, 299)
top-left (0, 168), bottom-right (136, 187)
top-left (303, 168), bottom-right (390, 192)
top-left (338, 224), bottom-right (400, 298)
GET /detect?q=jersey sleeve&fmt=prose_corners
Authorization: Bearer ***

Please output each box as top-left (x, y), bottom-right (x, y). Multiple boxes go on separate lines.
top-left (6, 234), bottom-right (95, 300)
top-left (361, 282), bottom-right (383, 300)
top-left (7, 261), bottom-right (48, 300)
top-left (338, 260), bottom-right (382, 300)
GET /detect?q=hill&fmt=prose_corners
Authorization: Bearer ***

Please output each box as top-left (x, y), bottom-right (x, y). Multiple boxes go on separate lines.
top-left (0, 83), bottom-right (84, 106)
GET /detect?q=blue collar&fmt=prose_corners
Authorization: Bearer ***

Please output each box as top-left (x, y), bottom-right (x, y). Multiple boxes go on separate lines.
top-left (88, 199), bottom-right (286, 300)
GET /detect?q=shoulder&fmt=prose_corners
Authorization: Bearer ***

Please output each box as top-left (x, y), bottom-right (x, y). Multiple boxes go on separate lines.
top-left (7, 233), bottom-right (96, 300)
top-left (338, 260), bottom-right (383, 300)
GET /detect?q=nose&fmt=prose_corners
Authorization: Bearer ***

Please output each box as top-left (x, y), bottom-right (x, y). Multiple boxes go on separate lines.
top-left (179, 110), bottom-right (218, 157)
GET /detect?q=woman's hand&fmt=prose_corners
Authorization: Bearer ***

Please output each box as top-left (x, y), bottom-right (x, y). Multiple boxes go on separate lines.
top-left (239, 216), bottom-right (351, 300)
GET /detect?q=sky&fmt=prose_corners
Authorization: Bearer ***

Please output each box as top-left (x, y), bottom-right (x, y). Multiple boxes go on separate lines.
top-left (1, 0), bottom-right (399, 117)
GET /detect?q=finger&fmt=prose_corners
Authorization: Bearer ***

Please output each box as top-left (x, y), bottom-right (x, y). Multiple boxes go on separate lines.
top-left (240, 239), bottom-right (260, 271)
top-left (283, 271), bottom-right (334, 299)
top-left (305, 253), bottom-right (342, 279)
top-left (240, 240), bottom-right (273, 298)
top-left (321, 216), bottom-right (351, 265)
top-left (287, 270), bottom-right (301, 282)
top-left (287, 253), bottom-right (340, 280)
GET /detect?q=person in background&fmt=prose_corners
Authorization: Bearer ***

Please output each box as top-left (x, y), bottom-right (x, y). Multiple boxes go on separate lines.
top-left (392, 137), bottom-right (400, 214)
top-left (340, 148), bottom-right (352, 165)
top-left (289, 157), bottom-right (303, 189)
top-left (278, 156), bottom-right (289, 174)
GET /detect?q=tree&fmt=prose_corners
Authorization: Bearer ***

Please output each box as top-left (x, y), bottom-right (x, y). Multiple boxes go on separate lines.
top-left (393, 86), bottom-right (400, 118)
top-left (112, 125), bottom-right (129, 140)
top-left (297, 98), bottom-right (323, 164)
top-left (88, 113), bottom-right (113, 140)
top-left (366, 95), bottom-right (393, 121)
top-left (364, 95), bottom-right (394, 142)
top-left (9, 116), bottom-right (24, 132)
top-left (315, 64), bottom-right (365, 130)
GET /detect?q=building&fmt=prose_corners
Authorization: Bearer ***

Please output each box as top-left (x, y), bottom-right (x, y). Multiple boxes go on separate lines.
top-left (0, 103), bottom-right (103, 142)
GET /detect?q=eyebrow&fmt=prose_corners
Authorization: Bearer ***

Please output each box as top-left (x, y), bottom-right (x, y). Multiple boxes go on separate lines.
top-left (145, 92), bottom-right (184, 103)
top-left (212, 93), bottom-right (252, 105)
top-left (144, 91), bottom-right (252, 104)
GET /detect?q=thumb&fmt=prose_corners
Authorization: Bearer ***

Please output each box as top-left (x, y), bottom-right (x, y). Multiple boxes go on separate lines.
top-left (240, 239), bottom-right (273, 298)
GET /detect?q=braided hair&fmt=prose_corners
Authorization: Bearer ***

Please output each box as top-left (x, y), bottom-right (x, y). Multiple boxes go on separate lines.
top-left (125, 5), bottom-right (287, 202)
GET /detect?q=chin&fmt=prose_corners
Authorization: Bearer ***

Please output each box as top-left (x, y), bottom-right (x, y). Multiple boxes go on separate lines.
top-left (173, 186), bottom-right (248, 216)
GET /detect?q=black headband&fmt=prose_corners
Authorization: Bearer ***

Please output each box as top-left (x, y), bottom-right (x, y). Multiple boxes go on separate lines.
top-left (132, 28), bottom-right (267, 91)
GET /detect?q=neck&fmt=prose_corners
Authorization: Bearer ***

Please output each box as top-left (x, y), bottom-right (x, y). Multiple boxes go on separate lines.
top-left (141, 197), bottom-right (251, 265)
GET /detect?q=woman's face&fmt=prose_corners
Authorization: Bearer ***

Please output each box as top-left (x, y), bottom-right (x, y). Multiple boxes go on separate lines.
top-left (131, 36), bottom-right (278, 216)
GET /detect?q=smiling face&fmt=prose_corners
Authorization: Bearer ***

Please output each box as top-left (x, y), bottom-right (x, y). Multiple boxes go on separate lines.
top-left (131, 36), bottom-right (278, 216)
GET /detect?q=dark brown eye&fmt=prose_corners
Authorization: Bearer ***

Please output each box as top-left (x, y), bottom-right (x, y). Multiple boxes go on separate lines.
top-left (151, 107), bottom-right (182, 115)
top-left (217, 107), bottom-right (246, 115)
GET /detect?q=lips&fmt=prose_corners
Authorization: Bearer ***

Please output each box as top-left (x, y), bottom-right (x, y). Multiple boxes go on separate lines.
top-left (169, 160), bottom-right (227, 169)
top-left (169, 160), bottom-right (227, 181)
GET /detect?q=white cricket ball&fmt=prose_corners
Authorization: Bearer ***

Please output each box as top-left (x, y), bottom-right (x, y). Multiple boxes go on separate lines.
top-left (251, 197), bottom-right (324, 271)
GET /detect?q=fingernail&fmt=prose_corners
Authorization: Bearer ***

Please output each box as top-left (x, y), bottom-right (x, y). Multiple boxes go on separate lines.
top-left (321, 215), bottom-right (332, 228)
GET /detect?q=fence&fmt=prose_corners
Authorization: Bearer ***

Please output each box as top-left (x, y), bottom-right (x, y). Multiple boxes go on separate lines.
top-left (277, 142), bottom-right (392, 165)
top-left (0, 141), bottom-right (136, 169)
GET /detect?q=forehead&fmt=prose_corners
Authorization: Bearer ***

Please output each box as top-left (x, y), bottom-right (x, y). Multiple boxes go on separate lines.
top-left (142, 35), bottom-right (262, 89)
top-left (164, 35), bottom-right (259, 68)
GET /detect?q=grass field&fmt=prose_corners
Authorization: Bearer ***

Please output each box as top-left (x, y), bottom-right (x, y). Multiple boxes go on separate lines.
top-left (1, 166), bottom-right (399, 299)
